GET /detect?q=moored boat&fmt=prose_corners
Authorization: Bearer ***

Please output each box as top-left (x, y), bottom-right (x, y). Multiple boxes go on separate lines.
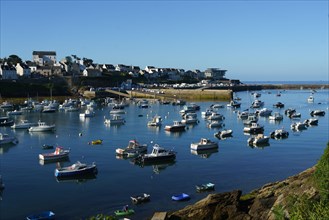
top-left (114, 208), bottom-right (135, 217)
top-left (243, 123), bottom-right (264, 134)
top-left (291, 122), bottom-right (307, 131)
top-left (39, 146), bottom-right (70, 161)
top-left (310, 110), bottom-right (325, 116)
top-left (116, 139), bottom-right (147, 156)
top-left (0, 133), bottom-right (18, 145)
top-left (147, 115), bottom-right (162, 126)
top-left (171, 193), bottom-right (190, 201)
top-left (104, 114), bottom-right (125, 125)
top-left (54, 161), bottom-right (97, 178)
top-left (164, 121), bottom-right (186, 132)
top-left (248, 134), bottom-right (270, 146)
top-left (304, 118), bottom-right (319, 126)
top-left (133, 144), bottom-right (176, 164)
top-left (28, 121), bottom-right (55, 132)
top-left (11, 120), bottom-right (38, 129)
top-left (130, 193), bottom-right (150, 204)
top-left (90, 139), bottom-right (103, 145)
top-left (214, 129), bottom-right (233, 139)
top-left (270, 129), bottom-right (289, 139)
top-left (190, 138), bottom-right (218, 151)
top-left (196, 182), bottom-right (215, 192)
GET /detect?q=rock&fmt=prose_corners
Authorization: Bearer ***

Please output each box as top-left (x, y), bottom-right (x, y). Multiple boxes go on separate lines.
top-left (161, 166), bottom-right (317, 220)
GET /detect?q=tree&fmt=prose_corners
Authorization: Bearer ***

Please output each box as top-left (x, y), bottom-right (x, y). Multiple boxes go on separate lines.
top-left (82, 57), bottom-right (93, 67)
top-left (7, 54), bottom-right (22, 65)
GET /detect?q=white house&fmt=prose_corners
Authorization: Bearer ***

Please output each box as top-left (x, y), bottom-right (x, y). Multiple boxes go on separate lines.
top-left (0, 63), bottom-right (18, 79)
top-left (16, 63), bottom-right (31, 77)
top-left (204, 68), bottom-right (227, 80)
top-left (32, 51), bottom-right (56, 66)
top-left (83, 68), bottom-right (102, 77)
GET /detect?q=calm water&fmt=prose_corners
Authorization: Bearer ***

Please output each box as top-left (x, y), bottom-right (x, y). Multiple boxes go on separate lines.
top-left (1, 89), bottom-right (329, 220)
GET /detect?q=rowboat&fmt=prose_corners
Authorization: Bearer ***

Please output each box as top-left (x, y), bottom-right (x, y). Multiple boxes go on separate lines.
top-left (171, 193), bottom-right (190, 201)
top-left (130, 193), bottom-right (150, 204)
top-left (90, 139), bottom-right (102, 145)
top-left (114, 209), bottom-right (135, 216)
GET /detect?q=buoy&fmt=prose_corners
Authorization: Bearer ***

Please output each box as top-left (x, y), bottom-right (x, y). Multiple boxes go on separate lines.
top-left (79, 133), bottom-right (82, 136)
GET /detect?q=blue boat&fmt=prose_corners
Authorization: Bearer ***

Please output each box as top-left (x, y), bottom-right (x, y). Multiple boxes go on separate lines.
top-left (171, 193), bottom-right (190, 201)
top-left (54, 161), bottom-right (97, 178)
top-left (26, 210), bottom-right (55, 220)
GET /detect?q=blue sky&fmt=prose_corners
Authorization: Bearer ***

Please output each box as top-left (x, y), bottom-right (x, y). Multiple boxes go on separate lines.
top-left (1, 0), bottom-right (328, 81)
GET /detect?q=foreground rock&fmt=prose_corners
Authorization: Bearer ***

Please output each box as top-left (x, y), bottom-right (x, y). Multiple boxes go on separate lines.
top-left (160, 167), bottom-right (316, 220)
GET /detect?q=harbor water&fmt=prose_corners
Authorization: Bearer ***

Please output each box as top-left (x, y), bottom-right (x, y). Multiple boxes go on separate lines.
top-left (0, 88), bottom-right (328, 219)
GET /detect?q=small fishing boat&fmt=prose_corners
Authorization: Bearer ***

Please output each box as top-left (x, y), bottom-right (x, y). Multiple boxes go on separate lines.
top-left (26, 211), bottom-right (55, 220)
top-left (214, 129), bottom-right (233, 139)
top-left (90, 139), bottom-right (103, 145)
top-left (207, 121), bottom-right (224, 128)
top-left (273, 102), bottom-right (285, 108)
top-left (116, 139), bottom-right (147, 156)
top-left (243, 123), bottom-right (264, 134)
top-left (28, 121), bottom-right (55, 132)
top-left (133, 144), bottom-right (176, 164)
top-left (270, 129), bottom-right (289, 139)
top-left (11, 120), bottom-right (38, 129)
top-left (181, 113), bottom-right (198, 124)
top-left (207, 112), bottom-right (225, 121)
top-left (190, 138), bottom-right (218, 151)
top-left (304, 118), bottom-right (319, 126)
top-left (171, 193), bottom-right (190, 201)
top-left (248, 134), bottom-right (270, 146)
top-left (130, 193), bottom-right (151, 204)
top-left (104, 114), bottom-right (125, 125)
top-left (39, 146), bottom-right (70, 161)
top-left (196, 183), bottom-right (215, 192)
top-left (226, 100), bottom-right (241, 108)
top-left (0, 133), bottom-right (18, 145)
top-left (7, 110), bottom-right (23, 116)
top-left (256, 108), bottom-right (272, 117)
top-left (79, 109), bottom-right (95, 118)
top-left (291, 122), bottom-right (307, 131)
top-left (54, 161), bottom-right (97, 178)
top-left (164, 121), bottom-right (186, 132)
top-left (269, 112), bottom-right (283, 121)
top-left (307, 95), bottom-right (314, 103)
top-left (0, 119), bottom-right (14, 127)
top-left (147, 115), bottom-right (162, 126)
top-left (250, 99), bottom-right (264, 108)
top-left (310, 110), bottom-right (325, 116)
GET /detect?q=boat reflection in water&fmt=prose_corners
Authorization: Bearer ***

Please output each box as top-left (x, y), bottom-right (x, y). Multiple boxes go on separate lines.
top-left (39, 157), bottom-right (70, 166)
top-left (248, 142), bottom-right (270, 149)
top-left (55, 173), bottom-right (97, 184)
top-left (190, 148), bottom-right (219, 159)
top-left (131, 160), bottom-right (176, 174)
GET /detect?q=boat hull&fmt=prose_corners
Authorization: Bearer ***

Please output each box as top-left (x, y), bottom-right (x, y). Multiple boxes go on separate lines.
top-left (55, 165), bottom-right (97, 178)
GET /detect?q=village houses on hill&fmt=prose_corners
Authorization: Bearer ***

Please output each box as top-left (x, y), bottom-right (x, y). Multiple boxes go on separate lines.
top-left (0, 50), bottom-right (234, 85)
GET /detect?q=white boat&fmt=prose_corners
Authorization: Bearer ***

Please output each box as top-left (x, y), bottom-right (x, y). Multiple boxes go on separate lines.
top-left (243, 123), bottom-right (264, 133)
top-left (0, 133), bottom-right (18, 145)
top-left (248, 134), bottom-right (270, 146)
top-left (251, 100), bottom-right (264, 108)
top-left (104, 115), bottom-right (125, 125)
top-left (28, 121), bottom-right (56, 132)
top-left (164, 121), bottom-right (186, 132)
top-left (42, 106), bottom-right (57, 113)
top-left (207, 112), bottom-right (225, 121)
top-left (0, 101), bottom-right (13, 109)
top-left (270, 129), bottom-right (289, 139)
top-left (181, 113), bottom-right (198, 124)
top-left (115, 139), bottom-right (148, 156)
top-left (39, 146), bottom-right (70, 161)
top-left (256, 108), bottom-right (272, 117)
top-left (201, 109), bottom-right (214, 118)
top-left (307, 95), bottom-right (314, 103)
top-left (64, 106), bottom-right (79, 112)
top-left (11, 120), bottom-right (38, 129)
top-left (214, 129), bottom-right (233, 139)
top-left (190, 138), bottom-right (218, 151)
top-left (207, 121), bottom-right (224, 128)
top-left (133, 144), bottom-right (176, 164)
top-left (237, 111), bottom-right (252, 120)
top-left (7, 110), bottom-right (23, 116)
top-left (243, 115), bottom-right (258, 125)
top-left (79, 109), bottom-right (95, 118)
top-left (226, 100), bottom-right (241, 108)
top-left (303, 118), bottom-right (318, 126)
top-left (310, 110), bottom-right (325, 116)
top-left (147, 115), bottom-right (162, 126)
top-left (290, 122), bottom-right (307, 131)
top-left (269, 112), bottom-right (283, 121)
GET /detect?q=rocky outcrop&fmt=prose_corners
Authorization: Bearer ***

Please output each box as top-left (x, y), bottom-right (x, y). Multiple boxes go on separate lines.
top-left (165, 167), bottom-right (317, 220)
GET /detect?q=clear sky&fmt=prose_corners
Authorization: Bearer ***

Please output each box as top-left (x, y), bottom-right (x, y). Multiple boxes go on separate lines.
top-left (1, 0), bottom-right (328, 81)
